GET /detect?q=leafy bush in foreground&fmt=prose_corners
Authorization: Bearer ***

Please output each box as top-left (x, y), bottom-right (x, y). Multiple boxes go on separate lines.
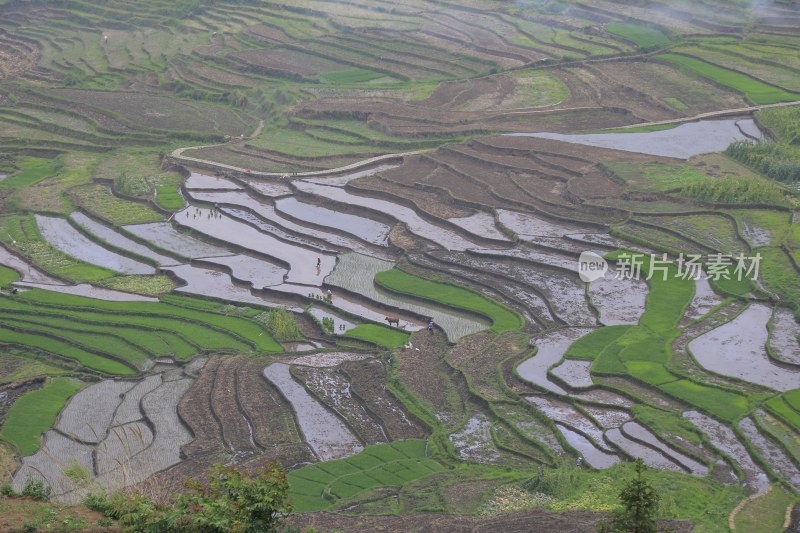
top-left (88, 463), bottom-right (291, 533)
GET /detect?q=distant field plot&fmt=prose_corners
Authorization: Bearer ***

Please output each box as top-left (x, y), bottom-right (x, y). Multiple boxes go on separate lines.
top-left (657, 53), bottom-right (799, 104)
top-left (0, 157), bottom-right (60, 190)
top-left (70, 184), bottom-right (163, 225)
top-left (39, 88), bottom-right (256, 136)
top-left (0, 378), bottom-right (82, 456)
top-left (288, 440), bottom-right (444, 512)
top-left (605, 23), bottom-right (671, 50)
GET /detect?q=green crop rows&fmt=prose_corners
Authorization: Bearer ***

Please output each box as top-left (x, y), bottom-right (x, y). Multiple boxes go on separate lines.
top-left (0, 289), bottom-right (282, 374)
top-left (288, 440), bottom-right (444, 512)
top-left (0, 378), bottom-right (82, 456)
top-left (374, 269), bottom-right (523, 333)
top-left (658, 54), bottom-right (799, 104)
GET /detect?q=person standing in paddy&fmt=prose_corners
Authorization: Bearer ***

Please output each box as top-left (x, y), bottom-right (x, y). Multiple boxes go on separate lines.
top-left (427, 319), bottom-right (434, 333)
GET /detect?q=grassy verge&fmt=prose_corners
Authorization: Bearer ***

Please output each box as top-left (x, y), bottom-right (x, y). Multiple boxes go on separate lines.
top-left (343, 323), bottom-right (409, 349)
top-left (0, 377), bottom-right (82, 456)
top-left (734, 485), bottom-right (797, 533)
top-left (374, 269), bottom-right (523, 333)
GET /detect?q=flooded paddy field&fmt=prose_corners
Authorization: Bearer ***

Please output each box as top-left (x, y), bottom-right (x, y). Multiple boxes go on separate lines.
top-left (512, 120), bottom-right (762, 159)
top-left (689, 303), bottom-right (800, 391)
top-left (36, 215), bottom-right (155, 275)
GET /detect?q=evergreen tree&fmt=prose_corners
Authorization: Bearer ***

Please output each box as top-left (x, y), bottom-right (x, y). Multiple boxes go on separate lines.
top-left (598, 459), bottom-right (660, 533)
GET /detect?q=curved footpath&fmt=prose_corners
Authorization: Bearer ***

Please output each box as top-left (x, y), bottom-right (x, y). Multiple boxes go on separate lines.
top-left (169, 102), bottom-right (800, 179)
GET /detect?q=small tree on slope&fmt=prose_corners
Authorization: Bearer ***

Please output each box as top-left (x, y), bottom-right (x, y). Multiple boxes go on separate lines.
top-left (597, 459), bottom-right (660, 533)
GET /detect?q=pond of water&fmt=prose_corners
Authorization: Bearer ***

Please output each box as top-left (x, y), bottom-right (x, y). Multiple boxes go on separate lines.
top-left (307, 305), bottom-right (357, 333)
top-left (275, 197), bottom-right (390, 246)
top-left (36, 215), bottom-right (155, 275)
top-left (517, 328), bottom-right (595, 394)
top-left (688, 303), bottom-right (800, 391)
top-left (124, 222), bottom-right (233, 259)
top-left (184, 172), bottom-right (242, 190)
top-left (175, 206), bottom-right (336, 286)
top-left (71, 212), bottom-right (178, 266)
top-left (198, 254), bottom-right (287, 289)
top-left (556, 424), bottom-right (619, 469)
top-left (294, 181), bottom-right (479, 251)
top-left (684, 410), bottom-right (769, 494)
top-left (163, 264), bottom-right (297, 310)
top-left (507, 119), bottom-right (762, 159)
top-left (447, 211), bottom-right (509, 241)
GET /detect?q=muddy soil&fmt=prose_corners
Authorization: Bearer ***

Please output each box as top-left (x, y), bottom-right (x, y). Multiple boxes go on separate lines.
top-left (588, 269), bottom-right (648, 326)
top-left (550, 359), bottom-right (594, 389)
top-left (769, 307), bottom-right (800, 366)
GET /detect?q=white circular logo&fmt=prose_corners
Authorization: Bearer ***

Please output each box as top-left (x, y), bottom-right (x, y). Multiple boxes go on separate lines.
top-left (578, 251), bottom-right (608, 283)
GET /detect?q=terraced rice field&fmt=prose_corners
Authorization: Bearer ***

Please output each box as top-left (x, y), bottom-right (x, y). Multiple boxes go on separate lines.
top-left (1, 0), bottom-right (800, 529)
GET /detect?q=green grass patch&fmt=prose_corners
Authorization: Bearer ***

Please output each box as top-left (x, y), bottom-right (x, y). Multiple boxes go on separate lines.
top-left (319, 67), bottom-right (387, 84)
top-left (680, 174), bottom-right (792, 206)
top-left (96, 275), bottom-right (176, 296)
top-left (664, 97), bottom-right (688, 110)
top-left (374, 269), bottom-right (523, 333)
top-left (658, 54), bottom-right (799, 104)
top-left (631, 405), bottom-right (703, 445)
top-left (343, 323), bottom-right (409, 349)
top-left (625, 361), bottom-right (678, 385)
top-left (606, 22), bottom-right (672, 50)
top-left (765, 395), bottom-right (800, 432)
top-left (154, 182), bottom-right (185, 210)
top-left (783, 388), bottom-right (800, 411)
top-left (536, 461), bottom-right (745, 531)
top-left (0, 378), bottom-right (82, 455)
top-left (603, 161), bottom-right (707, 193)
top-left (605, 23), bottom-right (671, 50)
top-left (565, 325), bottom-right (631, 360)
top-left (288, 440), bottom-right (443, 512)
top-left (0, 326), bottom-right (136, 375)
top-left (0, 157), bottom-right (61, 190)
top-left (661, 380), bottom-right (749, 422)
top-left (71, 184), bottom-right (163, 225)
top-left (0, 266), bottom-right (20, 286)
top-left (734, 485), bottom-right (797, 533)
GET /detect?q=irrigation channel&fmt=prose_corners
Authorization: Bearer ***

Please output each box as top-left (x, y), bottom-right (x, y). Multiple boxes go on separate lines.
top-left (3, 119), bottom-right (800, 505)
